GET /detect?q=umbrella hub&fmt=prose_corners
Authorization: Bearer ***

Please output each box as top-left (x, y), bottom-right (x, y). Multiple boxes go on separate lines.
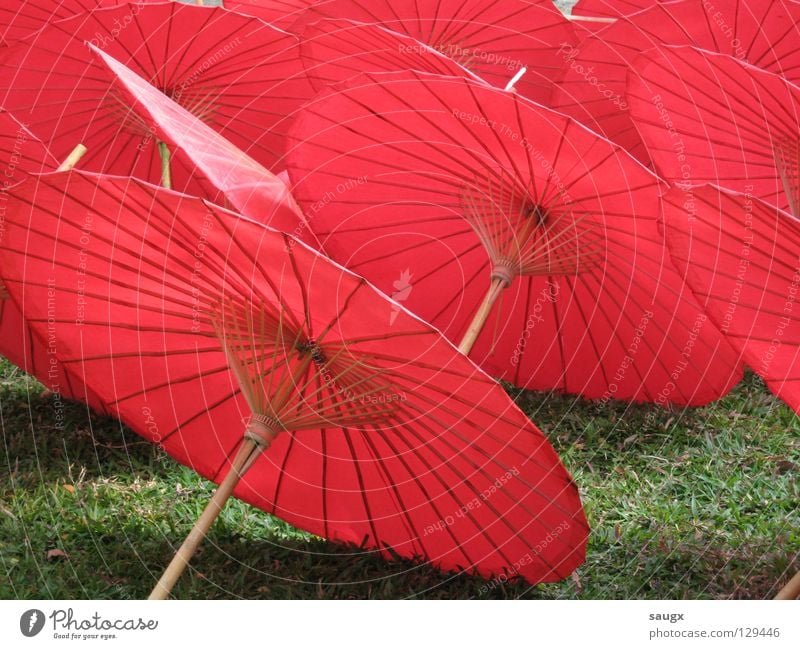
top-left (245, 413), bottom-right (283, 447)
top-left (296, 339), bottom-right (327, 366)
top-left (490, 260), bottom-right (516, 287)
top-left (211, 296), bottom-right (401, 433)
top-left (461, 174), bottom-right (604, 280)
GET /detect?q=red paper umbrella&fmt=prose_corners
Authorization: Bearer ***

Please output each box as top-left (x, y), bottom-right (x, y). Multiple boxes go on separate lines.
top-left (0, 0), bottom-right (99, 45)
top-left (627, 45), bottom-right (800, 216)
top-left (572, 0), bottom-right (654, 19)
top-left (290, 0), bottom-right (579, 103)
top-left (88, 43), bottom-right (312, 242)
top-left (0, 110), bottom-right (107, 409)
top-left (552, 0), bottom-right (800, 167)
top-left (286, 70), bottom-right (743, 404)
top-left (299, 19), bottom-right (483, 91)
top-left (662, 184), bottom-right (800, 411)
top-left (0, 171), bottom-right (588, 595)
top-left (0, 2), bottom-right (313, 193)
top-left (219, 0), bottom-right (314, 28)
top-left (102, 0), bottom-right (315, 30)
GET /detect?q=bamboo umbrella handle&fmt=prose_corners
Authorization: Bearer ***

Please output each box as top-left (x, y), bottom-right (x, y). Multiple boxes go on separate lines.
top-left (158, 141), bottom-right (172, 190)
top-left (458, 277), bottom-right (507, 355)
top-left (774, 570), bottom-right (800, 600)
top-left (56, 144), bottom-right (87, 172)
top-left (149, 437), bottom-right (262, 599)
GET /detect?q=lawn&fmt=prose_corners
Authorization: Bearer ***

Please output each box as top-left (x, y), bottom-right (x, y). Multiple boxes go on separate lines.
top-left (1, 355), bottom-right (797, 599)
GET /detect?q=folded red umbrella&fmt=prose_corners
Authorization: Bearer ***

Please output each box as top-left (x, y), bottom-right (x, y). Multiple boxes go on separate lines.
top-left (299, 19), bottom-right (482, 91)
top-left (662, 184), bottom-right (800, 412)
top-left (286, 70), bottom-right (743, 404)
top-left (0, 171), bottom-right (588, 595)
top-left (552, 0), bottom-right (800, 167)
top-left (627, 45), bottom-right (800, 216)
top-left (0, 110), bottom-right (108, 410)
top-left (0, 0), bottom-right (98, 45)
top-left (291, 0), bottom-right (579, 103)
top-left (0, 2), bottom-right (313, 194)
top-left (88, 43), bottom-right (312, 243)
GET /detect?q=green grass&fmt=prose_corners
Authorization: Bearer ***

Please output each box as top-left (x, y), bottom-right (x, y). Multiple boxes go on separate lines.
top-left (1, 356), bottom-right (797, 599)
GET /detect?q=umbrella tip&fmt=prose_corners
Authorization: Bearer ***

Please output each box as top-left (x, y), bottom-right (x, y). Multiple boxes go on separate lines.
top-left (504, 67), bottom-right (527, 93)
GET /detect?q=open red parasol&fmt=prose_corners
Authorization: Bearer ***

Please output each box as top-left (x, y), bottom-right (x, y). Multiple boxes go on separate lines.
top-left (286, 70), bottom-right (743, 404)
top-left (99, 0), bottom-right (315, 30)
top-left (0, 109), bottom-right (107, 410)
top-left (0, 0), bottom-right (99, 45)
top-left (551, 0), bottom-right (800, 167)
top-left (289, 0), bottom-right (579, 103)
top-left (0, 170), bottom-right (588, 596)
top-left (662, 184), bottom-right (800, 413)
top-left (88, 43), bottom-right (311, 242)
top-left (627, 45), bottom-right (800, 216)
top-left (0, 1), bottom-right (313, 193)
top-left (215, 0), bottom-right (314, 28)
top-left (571, 0), bottom-right (653, 19)
top-left (299, 18), bottom-right (482, 92)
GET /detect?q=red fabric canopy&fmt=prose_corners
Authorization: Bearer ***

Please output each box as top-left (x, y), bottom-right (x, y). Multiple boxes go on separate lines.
top-left (299, 19), bottom-right (482, 92)
top-left (572, 0), bottom-right (654, 19)
top-left (0, 170), bottom-right (589, 583)
top-left (290, 0), bottom-right (578, 103)
top-left (0, 0), bottom-right (98, 45)
top-left (0, 110), bottom-right (105, 410)
top-left (627, 45), bottom-right (800, 216)
top-left (286, 70), bottom-right (743, 404)
top-left (662, 184), bottom-right (800, 413)
top-left (0, 2), bottom-right (313, 193)
top-left (552, 0), bottom-right (800, 167)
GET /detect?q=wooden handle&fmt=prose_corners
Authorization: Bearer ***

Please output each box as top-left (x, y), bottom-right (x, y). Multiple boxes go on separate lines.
top-left (148, 438), bottom-right (263, 599)
top-left (774, 570), bottom-right (800, 600)
top-left (458, 278), bottom-right (506, 355)
top-left (56, 144), bottom-right (87, 172)
top-left (158, 141), bottom-right (172, 190)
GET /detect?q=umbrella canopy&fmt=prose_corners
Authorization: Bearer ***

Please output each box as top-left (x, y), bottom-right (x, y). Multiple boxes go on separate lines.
top-left (551, 0), bottom-right (800, 167)
top-left (626, 45), bottom-right (800, 216)
top-left (102, 0), bottom-right (314, 30)
top-left (572, 0), bottom-right (653, 19)
top-left (290, 0), bottom-right (579, 103)
top-left (0, 170), bottom-right (588, 593)
top-left (88, 43), bottom-right (311, 242)
top-left (0, 109), bottom-right (106, 410)
top-left (215, 0), bottom-right (313, 28)
top-left (0, 1), bottom-right (313, 193)
top-left (286, 70), bottom-right (743, 404)
top-left (299, 19), bottom-right (482, 92)
top-left (0, 0), bottom-right (99, 45)
top-left (662, 183), bottom-right (800, 413)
